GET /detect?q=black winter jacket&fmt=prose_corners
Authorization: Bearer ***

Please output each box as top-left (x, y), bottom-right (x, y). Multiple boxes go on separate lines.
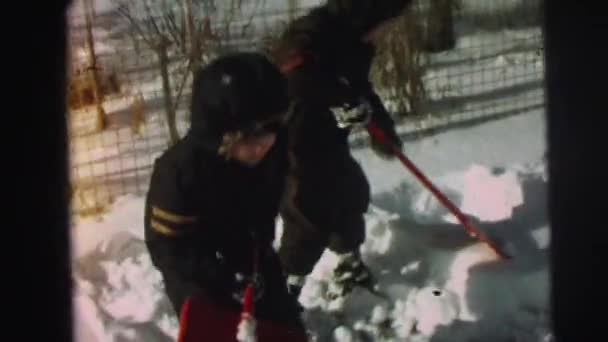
top-left (144, 130), bottom-right (295, 318)
top-left (275, 5), bottom-right (401, 162)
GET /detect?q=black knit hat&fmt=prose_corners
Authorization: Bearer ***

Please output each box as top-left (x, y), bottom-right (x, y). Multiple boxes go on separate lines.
top-left (188, 52), bottom-right (289, 149)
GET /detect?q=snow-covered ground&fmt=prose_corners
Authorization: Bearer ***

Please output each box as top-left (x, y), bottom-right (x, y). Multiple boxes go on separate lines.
top-left (71, 103), bottom-right (550, 341)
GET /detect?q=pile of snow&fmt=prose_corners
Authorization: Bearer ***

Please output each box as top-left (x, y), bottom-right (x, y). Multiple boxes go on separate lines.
top-left (72, 195), bottom-right (179, 341)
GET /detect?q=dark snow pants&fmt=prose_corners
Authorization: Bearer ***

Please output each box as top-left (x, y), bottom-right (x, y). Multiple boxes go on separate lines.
top-left (278, 154), bottom-right (370, 276)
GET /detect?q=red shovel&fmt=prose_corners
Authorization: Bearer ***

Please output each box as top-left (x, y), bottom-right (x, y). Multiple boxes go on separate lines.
top-left (366, 120), bottom-right (510, 260)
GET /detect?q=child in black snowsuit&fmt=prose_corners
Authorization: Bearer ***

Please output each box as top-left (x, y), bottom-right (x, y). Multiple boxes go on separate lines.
top-left (272, 0), bottom-right (412, 298)
top-left (144, 52), bottom-right (304, 334)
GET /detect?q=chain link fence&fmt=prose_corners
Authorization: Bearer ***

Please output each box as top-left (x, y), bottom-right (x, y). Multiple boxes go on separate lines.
top-left (67, 0), bottom-right (545, 216)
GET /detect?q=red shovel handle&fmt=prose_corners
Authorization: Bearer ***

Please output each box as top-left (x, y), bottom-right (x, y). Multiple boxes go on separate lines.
top-left (366, 121), bottom-right (510, 259)
top-left (242, 284), bottom-right (255, 316)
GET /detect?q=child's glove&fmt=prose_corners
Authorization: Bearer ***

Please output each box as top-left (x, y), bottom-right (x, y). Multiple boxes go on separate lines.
top-left (285, 274), bottom-right (306, 312)
top-left (231, 272), bottom-right (265, 304)
top-left (331, 97), bottom-right (373, 129)
top-left (327, 251), bottom-right (373, 300)
top-left (369, 120), bottom-right (402, 159)
top-left (362, 91), bottom-right (403, 159)
top-left (286, 274), bottom-right (306, 299)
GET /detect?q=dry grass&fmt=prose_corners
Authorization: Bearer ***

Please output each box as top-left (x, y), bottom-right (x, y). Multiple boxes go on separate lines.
top-left (370, 3), bottom-right (428, 118)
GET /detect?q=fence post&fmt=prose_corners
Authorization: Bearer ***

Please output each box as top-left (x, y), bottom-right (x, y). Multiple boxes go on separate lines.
top-left (157, 39), bottom-right (180, 145)
top-left (82, 0), bottom-right (107, 131)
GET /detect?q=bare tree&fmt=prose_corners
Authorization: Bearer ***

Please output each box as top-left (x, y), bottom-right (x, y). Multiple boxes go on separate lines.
top-left (82, 0), bottom-right (108, 131)
top-left (114, 0), bottom-right (218, 144)
top-left (114, 0), bottom-right (179, 144)
top-left (113, 0), bottom-right (263, 144)
top-left (183, 0), bottom-right (200, 69)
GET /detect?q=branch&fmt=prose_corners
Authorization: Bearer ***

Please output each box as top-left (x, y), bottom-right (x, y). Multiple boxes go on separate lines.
top-left (241, 0), bottom-right (262, 36)
top-left (164, 9), bottom-right (184, 52)
top-left (142, 0), bottom-right (164, 38)
top-left (222, 0), bottom-right (238, 38)
top-left (162, 0), bottom-right (184, 45)
top-left (172, 57), bottom-right (193, 113)
top-left (116, 3), bottom-right (155, 48)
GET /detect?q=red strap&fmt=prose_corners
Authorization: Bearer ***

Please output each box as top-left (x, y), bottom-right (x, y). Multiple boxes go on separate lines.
top-left (279, 49), bottom-right (316, 74)
top-left (280, 53), bottom-right (306, 73)
top-left (239, 241), bottom-right (260, 320)
top-left (241, 284), bottom-right (255, 316)
top-left (177, 298), bottom-right (192, 342)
